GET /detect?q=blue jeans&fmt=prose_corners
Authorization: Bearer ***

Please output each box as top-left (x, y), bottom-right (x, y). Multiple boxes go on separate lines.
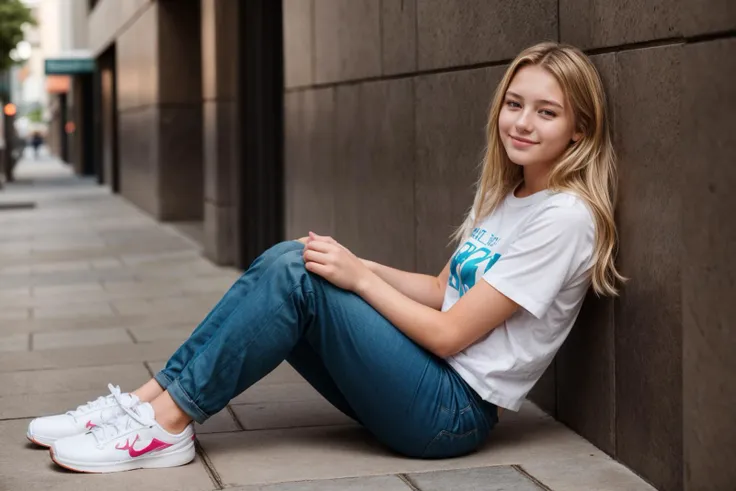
top-left (154, 241), bottom-right (497, 458)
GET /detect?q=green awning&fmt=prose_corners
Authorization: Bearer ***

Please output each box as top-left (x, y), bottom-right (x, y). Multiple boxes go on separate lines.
top-left (45, 58), bottom-right (95, 75)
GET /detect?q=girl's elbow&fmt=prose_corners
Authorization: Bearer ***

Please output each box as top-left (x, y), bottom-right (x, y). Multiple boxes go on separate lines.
top-left (433, 332), bottom-right (462, 358)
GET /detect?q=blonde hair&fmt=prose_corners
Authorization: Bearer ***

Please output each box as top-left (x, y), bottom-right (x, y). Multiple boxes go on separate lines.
top-left (452, 42), bottom-right (625, 296)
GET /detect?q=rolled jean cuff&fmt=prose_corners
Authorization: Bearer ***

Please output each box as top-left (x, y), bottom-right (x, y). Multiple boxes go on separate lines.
top-left (166, 378), bottom-right (211, 424)
top-left (153, 370), bottom-right (174, 390)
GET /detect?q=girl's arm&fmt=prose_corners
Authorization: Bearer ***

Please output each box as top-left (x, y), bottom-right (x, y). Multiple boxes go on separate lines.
top-left (296, 234), bottom-right (450, 310)
top-left (303, 236), bottom-right (518, 358)
top-left (362, 259), bottom-right (449, 311)
top-left (352, 270), bottom-right (518, 358)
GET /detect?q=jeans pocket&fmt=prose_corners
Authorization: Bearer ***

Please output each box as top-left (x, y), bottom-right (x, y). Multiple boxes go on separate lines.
top-left (420, 427), bottom-right (482, 459)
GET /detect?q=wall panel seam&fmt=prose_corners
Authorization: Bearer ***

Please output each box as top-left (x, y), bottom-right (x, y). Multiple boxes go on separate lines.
top-left (284, 33), bottom-right (726, 93)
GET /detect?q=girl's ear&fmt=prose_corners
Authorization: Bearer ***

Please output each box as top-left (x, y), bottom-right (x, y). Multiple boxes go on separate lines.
top-left (571, 129), bottom-right (583, 143)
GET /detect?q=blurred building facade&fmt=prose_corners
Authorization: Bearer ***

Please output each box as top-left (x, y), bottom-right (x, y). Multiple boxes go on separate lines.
top-left (18, 0), bottom-right (95, 174)
top-left (87, 1), bottom-right (735, 490)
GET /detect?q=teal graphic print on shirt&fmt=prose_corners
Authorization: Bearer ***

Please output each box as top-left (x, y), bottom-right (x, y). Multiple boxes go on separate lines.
top-left (449, 228), bottom-right (502, 297)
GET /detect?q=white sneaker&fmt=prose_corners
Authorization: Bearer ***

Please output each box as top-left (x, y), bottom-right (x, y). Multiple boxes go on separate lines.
top-left (50, 402), bottom-right (196, 473)
top-left (27, 384), bottom-right (139, 447)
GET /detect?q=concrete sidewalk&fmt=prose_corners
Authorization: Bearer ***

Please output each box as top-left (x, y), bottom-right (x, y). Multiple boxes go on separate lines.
top-left (0, 157), bottom-right (656, 490)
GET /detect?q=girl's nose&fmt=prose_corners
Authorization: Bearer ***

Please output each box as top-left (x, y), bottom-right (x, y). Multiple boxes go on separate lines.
top-left (515, 111), bottom-right (533, 133)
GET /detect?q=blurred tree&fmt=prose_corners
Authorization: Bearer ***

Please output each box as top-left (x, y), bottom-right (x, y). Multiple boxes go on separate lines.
top-left (0, 0), bottom-right (35, 72)
top-left (26, 106), bottom-right (42, 122)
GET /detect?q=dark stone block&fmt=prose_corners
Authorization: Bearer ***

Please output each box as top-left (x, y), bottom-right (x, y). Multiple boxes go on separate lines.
top-left (381, 0), bottom-right (417, 75)
top-left (158, 0), bottom-right (202, 104)
top-left (557, 293), bottom-right (615, 455)
top-left (204, 201), bottom-right (235, 266)
top-left (613, 45), bottom-right (683, 491)
top-left (680, 0), bottom-right (736, 36)
top-left (681, 38), bottom-right (736, 491)
top-left (528, 361), bottom-right (556, 417)
top-left (158, 103), bottom-right (204, 221)
top-left (334, 79), bottom-right (415, 272)
top-left (417, 0), bottom-right (556, 71)
top-left (115, 5), bottom-right (159, 110)
top-left (554, 52), bottom-right (616, 457)
top-left (284, 89), bottom-right (337, 240)
top-left (118, 107), bottom-right (160, 217)
top-left (283, 0), bottom-right (313, 88)
top-left (203, 101), bottom-right (237, 205)
top-left (560, 0), bottom-right (680, 50)
top-left (414, 65), bottom-right (506, 274)
top-left (202, 0), bottom-right (239, 99)
top-left (314, 0), bottom-right (381, 84)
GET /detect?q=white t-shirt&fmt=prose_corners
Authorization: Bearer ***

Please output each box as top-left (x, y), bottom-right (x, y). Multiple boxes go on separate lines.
top-left (443, 189), bottom-right (595, 411)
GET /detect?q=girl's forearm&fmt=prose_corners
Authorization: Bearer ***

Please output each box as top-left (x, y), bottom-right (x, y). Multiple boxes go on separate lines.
top-left (361, 259), bottom-right (445, 310)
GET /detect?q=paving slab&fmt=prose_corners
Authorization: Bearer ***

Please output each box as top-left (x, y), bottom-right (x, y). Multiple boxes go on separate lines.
top-left (405, 466), bottom-right (542, 490)
top-left (33, 302), bottom-right (117, 320)
top-left (0, 339), bottom-right (183, 373)
top-left (2, 313), bottom-right (189, 336)
top-left (230, 399), bottom-right (356, 430)
top-left (259, 363), bottom-right (306, 385)
top-left (0, 307), bottom-right (31, 320)
top-left (0, 363), bottom-right (150, 398)
top-left (197, 403), bottom-right (655, 490)
top-left (196, 408), bottom-right (242, 435)
top-left (0, 388), bottom-right (125, 419)
top-left (230, 382), bottom-right (324, 405)
top-left (33, 327), bottom-right (133, 350)
top-left (0, 419), bottom-right (215, 491)
top-left (33, 281), bottom-right (105, 296)
top-left (0, 333), bottom-right (30, 353)
top-left (230, 475), bottom-right (412, 490)
top-left (129, 324), bottom-right (194, 343)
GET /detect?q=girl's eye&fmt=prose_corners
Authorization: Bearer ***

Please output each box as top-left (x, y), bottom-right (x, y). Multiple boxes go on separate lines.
top-left (540, 109), bottom-right (556, 117)
top-left (506, 100), bottom-right (521, 108)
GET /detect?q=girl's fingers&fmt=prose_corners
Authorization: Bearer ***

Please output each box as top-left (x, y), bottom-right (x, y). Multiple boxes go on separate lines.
top-left (309, 231), bottom-right (337, 245)
top-left (304, 261), bottom-right (328, 276)
top-left (303, 249), bottom-right (330, 264)
top-left (304, 240), bottom-right (334, 253)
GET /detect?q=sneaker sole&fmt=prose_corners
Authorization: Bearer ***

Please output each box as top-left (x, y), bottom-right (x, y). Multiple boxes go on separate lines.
top-left (49, 440), bottom-right (196, 473)
top-left (26, 431), bottom-right (54, 448)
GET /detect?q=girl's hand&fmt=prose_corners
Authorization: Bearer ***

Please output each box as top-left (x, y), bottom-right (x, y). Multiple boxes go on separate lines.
top-left (302, 232), bottom-right (372, 292)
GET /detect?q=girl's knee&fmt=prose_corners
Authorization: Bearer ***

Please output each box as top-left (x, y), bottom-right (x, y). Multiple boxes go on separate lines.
top-left (261, 240), bottom-right (304, 260)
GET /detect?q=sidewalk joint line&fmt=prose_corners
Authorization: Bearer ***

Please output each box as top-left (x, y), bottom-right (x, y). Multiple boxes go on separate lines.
top-left (194, 438), bottom-right (225, 490)
top-left (512, 464), bottom-right (553, 491)
top-left (397, 473), bottom-right (422, 491)
top-left (125, 328), bottom-right (138, 344)
top-left (226, 405), bottom-right (245, 431)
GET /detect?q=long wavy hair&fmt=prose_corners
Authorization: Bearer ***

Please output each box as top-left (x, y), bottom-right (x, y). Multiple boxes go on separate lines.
top-left (452, 42), bottom-right (625, 296)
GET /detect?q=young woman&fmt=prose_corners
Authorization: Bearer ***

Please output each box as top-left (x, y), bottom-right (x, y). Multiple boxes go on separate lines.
top-left (27, 42), bottom-right (623, 473)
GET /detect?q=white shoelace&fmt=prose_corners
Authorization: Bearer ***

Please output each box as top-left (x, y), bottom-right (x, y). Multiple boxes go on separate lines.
top-left (66, 383), bottom-right (124, 421)
top-left (90, 400), bottom-right (155, 446)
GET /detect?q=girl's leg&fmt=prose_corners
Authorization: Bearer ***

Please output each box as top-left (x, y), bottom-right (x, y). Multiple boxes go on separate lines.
top-left (285, 339), bottom-right (361, 422)
top-left (150, 339), bottom-right (364, 435)
top-left (152, 246), bottom-right (496, 458)
top-left (135, 240), bottom-right (304, 400)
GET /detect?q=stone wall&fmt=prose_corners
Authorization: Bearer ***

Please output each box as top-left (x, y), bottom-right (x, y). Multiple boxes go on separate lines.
top-left (89, 0), bottom-right (203, 221)
top-left (282, 1), bottom-right (736, 490)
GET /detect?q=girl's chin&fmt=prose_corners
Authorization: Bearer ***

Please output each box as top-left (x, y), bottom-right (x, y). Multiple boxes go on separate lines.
top-left (504, 148), bottom-right (537, 167)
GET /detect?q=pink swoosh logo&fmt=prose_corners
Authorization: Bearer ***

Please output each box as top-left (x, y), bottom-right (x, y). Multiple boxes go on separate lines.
top-left (115, 435), bottom-right (173, 458)
top-left (85, 420), bottom-right (96, 429)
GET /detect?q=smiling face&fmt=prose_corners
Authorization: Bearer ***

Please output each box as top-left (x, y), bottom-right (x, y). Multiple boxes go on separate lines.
top-left (498, 64), bottom-right (582, 170)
